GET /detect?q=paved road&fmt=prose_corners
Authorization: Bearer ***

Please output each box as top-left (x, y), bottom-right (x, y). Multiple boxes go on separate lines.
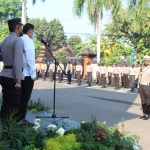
top-left (0, 79), bottom-right (149, 149)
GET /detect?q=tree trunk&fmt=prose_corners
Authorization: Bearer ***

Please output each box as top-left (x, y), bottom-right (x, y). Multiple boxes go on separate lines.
top-left (21, 0), bottom-right (26, 24)
top-left (97, 10), bottom-right (102, 63)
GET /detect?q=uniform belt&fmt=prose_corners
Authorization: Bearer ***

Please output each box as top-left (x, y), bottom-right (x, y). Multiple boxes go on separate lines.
top-left (4, 66), bottom-right (13, 69)
top-left (4, 66), bottom-right (23, 72)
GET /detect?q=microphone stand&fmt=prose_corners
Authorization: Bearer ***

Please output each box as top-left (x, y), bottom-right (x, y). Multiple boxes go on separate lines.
top-left (36, 42), bottom-right (68, 120)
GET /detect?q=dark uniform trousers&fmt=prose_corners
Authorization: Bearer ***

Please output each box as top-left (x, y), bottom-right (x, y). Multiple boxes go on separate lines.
top-left (87, 72), bottom-right (92, 85)
top-left (0, 77), bottom-right (21, 119)
top-left (139, 84), bottom-right (150, 115)
top-left (58, 70), bottom-right (62, 82)
top-left (76, 71), bottom-right (82, 84)
top-left (36, 69), bottom-right (39, 80)
top-left (130, 75), bottom-right (135, 90)
top-left (67, 70), bottom-right (72, 83)
top-left (123, 74), bottom-right (129, 87)
top-left (101, 74), bottom-right (106, 87)
top-left (98, 73), bottom-right (102, 85)
top-left (108, 72), bottom-right (111, 85)
top-left (111, 74), bottom-right (114, 87)
top-left (18, 76), bottom-right (34, 121)
top-left (114, 74), bottom-right (119, 88)
top-left (49, 69), bottom-right (54, 81)
top-left (121, 75), bottom-right (124, 86)
top-left (96, 71), bottom-right (99, 84)
top-left (42, 69), bottom-right (46, 81)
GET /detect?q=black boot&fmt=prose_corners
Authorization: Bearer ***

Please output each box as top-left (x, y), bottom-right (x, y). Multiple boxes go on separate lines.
top-left (139, 104), bottom-right (146, 119)
top-left (143, 105), bottom-right (150, 120)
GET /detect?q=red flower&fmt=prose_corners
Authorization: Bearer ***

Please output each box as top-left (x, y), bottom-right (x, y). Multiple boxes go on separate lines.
top-left (117, 130), bottom-right (122, 134)
top-left (97, 137), bottom-right (100, 141)
top-left (83, 133), bottom-right (86, 136)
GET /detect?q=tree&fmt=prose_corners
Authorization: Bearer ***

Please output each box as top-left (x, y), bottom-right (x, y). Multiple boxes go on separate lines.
top-left (67, 35), bottom-right (82, 50)
top-left (73, 43), bottom-right (86, 56)
top-left (49, 19), bottom-right (66, 50)
top-left (0, 24), bottom-right (9, 42)
top-left (54, 50), bottom-right (68, 62)
top-left (0, 0), bottom-right (22, 23)
top-left (73, 0), bottom-right (121, 63)
top-left (21, 0), bottom-right (46, 24)
top-left (29, 17), bottom-right (49, 40)
top-left (29, 18), bottom-right (66, 50)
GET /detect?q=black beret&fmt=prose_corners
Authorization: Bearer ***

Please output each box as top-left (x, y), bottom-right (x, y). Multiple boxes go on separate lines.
top-left (7, 18), bottom-right (23, 26)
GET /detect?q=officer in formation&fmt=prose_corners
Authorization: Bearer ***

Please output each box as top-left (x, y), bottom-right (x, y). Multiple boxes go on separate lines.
top-left (35, 61), bottom-right (40, 80)
top-left (138, 56), bottom-right (150, 120)
top-left (75, 62), bottom-right (83, 85)
top-left (66, 61), bottom-right (72, 84)
top-left (49, 61), bottom-right (55, 82)
top-left (41, 61), bottom-right (47, 81)
top-left (86, 62), bottom-right (93, 86)
top-left (57, 61), bottom-right (64, 83)
top-left (0, 18), bottom-right (24, 120)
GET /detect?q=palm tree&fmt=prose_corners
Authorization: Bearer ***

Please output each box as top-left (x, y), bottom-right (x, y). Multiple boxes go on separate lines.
top-left (73, 0), bottom-right (121, 62)
top-left (21, 0), bottom-right (46, 24)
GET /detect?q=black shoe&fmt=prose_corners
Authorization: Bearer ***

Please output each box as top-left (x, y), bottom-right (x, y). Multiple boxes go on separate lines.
top-left (139, 114), bottom-right (146, 119)
top-left (143, 115), bottom-right (149, 120)
top-left (67, 82), bottom-right (71, 84)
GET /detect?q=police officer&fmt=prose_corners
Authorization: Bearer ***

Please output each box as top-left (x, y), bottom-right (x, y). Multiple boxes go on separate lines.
top-left (49, 61), bottom-right (55, 82)
top-left (66, 61), bottom-right (72, 84)
top-left (75, 62), bottom-right (83, 85)
top-left (86, 62), bottom-right (93, 86)
top-left (41, 61), bottom-right (47, 81)
top-left (139, 56), bottom-right (150, 120)
top-left (57, 61), bottom-right (64, 83)
top-left (0, 18), bottom-right (24, 119)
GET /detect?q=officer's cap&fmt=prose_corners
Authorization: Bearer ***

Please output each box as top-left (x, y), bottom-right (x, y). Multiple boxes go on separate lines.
top-left (7, 18), bottom-right (23, 27)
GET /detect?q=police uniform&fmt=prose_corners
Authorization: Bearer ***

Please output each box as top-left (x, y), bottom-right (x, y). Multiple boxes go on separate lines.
top-left (122, 65), bottom-right (130, 88)
top-left (41, 62), bottom-right (47, 81)
top-left (49, 62), bottom-right (55, 81)
top-left (100, 64), bottom-right (107, 88)
top-left (139, 56), bottom-right (150, 120)
top-left (75, 63), bottom-right (83, 85)
top-left (113, 64), bottom-right (121, 89)
top-left (0, 18), bottom-right (24, 119)
top-left (86, 62), bottom-right (93, 86)
top-left (57, 62), bottom-right (64, 83)
top-left (66, 62), bottom-right (72, 84)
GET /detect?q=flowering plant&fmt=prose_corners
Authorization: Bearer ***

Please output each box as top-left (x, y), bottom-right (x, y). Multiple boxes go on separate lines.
top-left (75, 117), bottom-right (140, 150)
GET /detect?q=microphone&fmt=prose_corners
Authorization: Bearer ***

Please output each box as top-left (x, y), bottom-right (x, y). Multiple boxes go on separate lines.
top-left (41, 39), bottom-right (52, 48)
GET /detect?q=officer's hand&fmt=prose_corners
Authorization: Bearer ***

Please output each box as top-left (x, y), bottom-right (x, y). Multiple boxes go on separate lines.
top-left (15, 83), bottom-right (21, 90)
top-left (32, 78), bottom-right (37, 81)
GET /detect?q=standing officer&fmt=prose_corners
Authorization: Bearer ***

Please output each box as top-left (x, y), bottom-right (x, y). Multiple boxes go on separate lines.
top-left (41, 61), bottom-right (47, 81)
top-left (0, 18), bottom-right (24, 119)
top-left (113, 63), bottom-right (121, 89)
top-left (100, 63), bottom-right (107, 88)
top-left (108, 63), bottom-right (112, 85)
top-left (35, 61), bottom-right (40, 80)
top-left (139, 56), bottom-right (150, 120)
top-left (57, 61), bottom-right (64, 83)
top-left (66, 61), bottom-right (72, 84)
top-left (96, 63), bottom-right (100, 84)
top-left (49, 61), bottom-right (55, 82)
top-left (122, 64), bottom-right (130, 88)
top-left (19, 23), bottom-right (36, 122)
top-left (129, 64), bottom-right (139, 92)
top-left (86, 62), bottom-right (93, 86)
top-left (75, 62), bottom-right (83, 85)
top-left (98, 63), bottom-right (102, 85)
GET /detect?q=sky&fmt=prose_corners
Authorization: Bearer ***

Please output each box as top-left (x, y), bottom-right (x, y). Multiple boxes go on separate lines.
top-left (26, 0), bottom-right (112, 40)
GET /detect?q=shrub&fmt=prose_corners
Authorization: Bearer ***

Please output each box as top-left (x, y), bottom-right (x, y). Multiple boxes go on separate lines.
top-left (27, 98), bottom-right (51, 112)
top-left (44, 134), bottom-right (81, 150)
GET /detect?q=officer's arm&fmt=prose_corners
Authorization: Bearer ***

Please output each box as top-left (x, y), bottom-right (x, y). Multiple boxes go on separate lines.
top-left (13, 39), bottom-right (24, 84)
